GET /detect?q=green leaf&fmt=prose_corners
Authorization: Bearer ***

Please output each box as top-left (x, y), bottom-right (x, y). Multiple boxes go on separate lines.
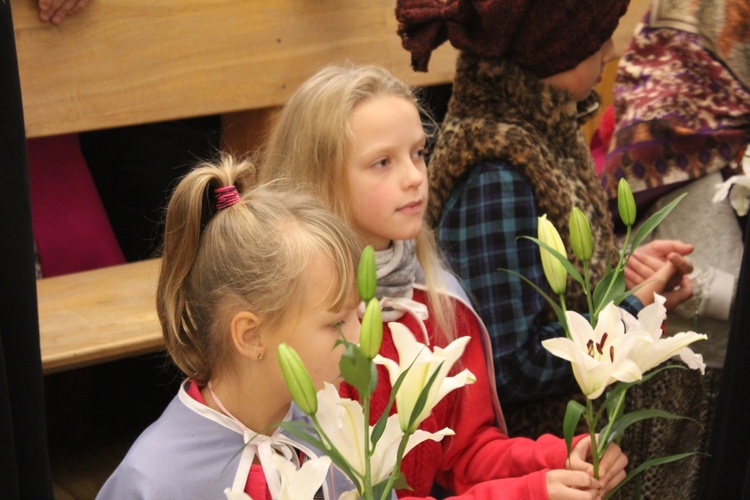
top-left (371, 354), bottom-right (421, 447)
top-left (499, 268), bottom-right (568, 328)
top-left (599, 408), bottom-right (701, 453)
top-left (518, 235), bottom-right (585, 285)
top-left (373, 472), bottom-right (410, 499)
top-left (406, 360), bottom-right (445, 433)
top-left (605, 452), bottom-right (704, 499)
top-left (339, 343), bottom-right (375, 396)
top-left (592, 268), bottom-right (625, 315)
top-left (629, 193), bottom-right (687, 253)
top-left (563, 400), bottom-right (586, 460)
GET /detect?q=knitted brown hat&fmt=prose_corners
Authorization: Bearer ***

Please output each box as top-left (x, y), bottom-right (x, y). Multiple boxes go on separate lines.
top-left (396, 0), bottom-right (630, 78)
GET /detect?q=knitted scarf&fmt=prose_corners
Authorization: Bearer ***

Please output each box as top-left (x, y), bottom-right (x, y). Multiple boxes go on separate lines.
top-left (374, 240), bottom-right (418, 321)
top-left (428, 54), bottom-right (616, 317)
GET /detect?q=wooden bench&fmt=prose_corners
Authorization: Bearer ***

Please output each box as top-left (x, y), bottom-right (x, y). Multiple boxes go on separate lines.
top-left (37, 259), bottom-right (162, 374)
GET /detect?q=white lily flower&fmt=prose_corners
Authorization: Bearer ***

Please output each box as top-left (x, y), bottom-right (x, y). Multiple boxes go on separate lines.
top-left (713, 156), bottom-right (750, 216)
top-left (268, 453), bottom-right (331, 500)
top-left (338, 490), bottom-right (360, 500)
top-left (374, 323), bottom-right (476, 432)
top-left (624, 294), bottom-right (708, 375)
top-left (314, 383), bottom-right (452, 489)
top-left (542, 302), bottom-right (643, 399)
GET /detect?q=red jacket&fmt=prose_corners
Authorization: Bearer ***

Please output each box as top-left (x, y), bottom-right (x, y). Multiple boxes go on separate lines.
top-left (340, 286), bottom-right (582, 499)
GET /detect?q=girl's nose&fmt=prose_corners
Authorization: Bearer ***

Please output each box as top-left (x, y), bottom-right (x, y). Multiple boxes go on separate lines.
top-left (403, 159), bottom-right (425, 188)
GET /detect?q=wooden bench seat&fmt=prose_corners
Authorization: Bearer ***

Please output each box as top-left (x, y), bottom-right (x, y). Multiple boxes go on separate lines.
top-left (37, 259), bottom-right (163, 374)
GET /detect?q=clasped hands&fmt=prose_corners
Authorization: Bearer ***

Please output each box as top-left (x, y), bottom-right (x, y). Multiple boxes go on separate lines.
top-left (625, 240), bottom-right (695, 311)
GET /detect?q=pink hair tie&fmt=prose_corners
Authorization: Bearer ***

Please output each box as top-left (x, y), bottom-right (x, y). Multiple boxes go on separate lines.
top-left (215, 185), bottom-right (241, 210)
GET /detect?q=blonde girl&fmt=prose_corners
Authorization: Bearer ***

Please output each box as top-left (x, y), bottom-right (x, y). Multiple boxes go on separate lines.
top-left (98, 156), bottom-right (361, 500)
top-left (260, 64), bottom-right (628, 499)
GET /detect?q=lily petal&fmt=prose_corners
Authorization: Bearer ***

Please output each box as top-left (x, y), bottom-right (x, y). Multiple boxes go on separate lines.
top-left (270, 453), bottom-right (332, 500)
top-left (374, 323), bottom-right (474, 432)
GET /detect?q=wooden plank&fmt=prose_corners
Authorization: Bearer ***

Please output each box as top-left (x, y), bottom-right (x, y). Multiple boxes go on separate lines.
top-left (37, 259), bottom-right (163, 374)
top-left (12, 0), bottom-right (458, 138)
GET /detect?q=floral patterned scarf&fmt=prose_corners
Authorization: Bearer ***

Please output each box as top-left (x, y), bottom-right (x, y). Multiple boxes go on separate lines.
top-left (600, 6), bottom-right (750, 204)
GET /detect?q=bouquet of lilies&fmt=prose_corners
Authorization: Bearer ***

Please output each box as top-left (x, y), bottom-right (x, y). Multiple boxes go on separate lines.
top-left (267, 246), bottom-right (475, 500)
top-left (518, 179), bottom-right (707, 497)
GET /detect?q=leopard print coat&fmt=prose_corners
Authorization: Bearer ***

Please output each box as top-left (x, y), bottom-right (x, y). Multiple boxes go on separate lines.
top-left (428, 54), bottom-right (617, 317)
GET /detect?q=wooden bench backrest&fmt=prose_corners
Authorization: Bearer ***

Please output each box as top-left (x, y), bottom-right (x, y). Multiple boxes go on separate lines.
top-left (15, 0), bottom-right (649, 374)
top-left (12, 0), bottom-right (459, 139)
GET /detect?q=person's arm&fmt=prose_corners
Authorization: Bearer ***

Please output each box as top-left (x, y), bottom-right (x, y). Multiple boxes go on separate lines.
top-left (438, 162), bottom-right (576, 404)
top-left (429, 302), bottom-right (589, 498)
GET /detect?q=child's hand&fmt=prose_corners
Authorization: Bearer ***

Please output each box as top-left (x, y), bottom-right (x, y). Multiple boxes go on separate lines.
top-left (636, 240), bottom-right (694, 262)
top-left (38, 0), bottom-right (90, 25)
top-left (567, 436), bottom-right (628, 496)
top-left (546, 469), bottom-right (602, 499)
top-left (596, 442), bottom-right (628, 494)
top-left (625, 241), bottom-right (694, 311)
top-left (625, 239), bottom-right (694, 290)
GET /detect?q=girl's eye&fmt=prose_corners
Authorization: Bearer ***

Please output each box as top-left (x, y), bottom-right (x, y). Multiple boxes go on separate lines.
top-left (415, 148), bottom-right (426, 160)
top-left (373, 158), bottom-right (389, 169)
top-left (330, 320), bottom-right (345, 330)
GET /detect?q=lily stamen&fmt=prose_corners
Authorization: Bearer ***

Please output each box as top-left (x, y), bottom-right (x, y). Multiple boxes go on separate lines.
top-left (595, 333), bottom-right (608, 355)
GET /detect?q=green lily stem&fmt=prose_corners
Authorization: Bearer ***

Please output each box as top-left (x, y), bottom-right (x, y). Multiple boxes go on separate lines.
top-left (558, 294), bottom-right (570, 339)
top-left (586, 399), bottom-right (601, 480)
top-left (597, 389), bottom-right (627, 457)
top-left (378, 430), bottom-right (412, 500)
top-left (597, 225), bottom-right (632, 319)
top-left (582, 261), bottom-right (595, 327)
top-left (363, 396), bottom-right (373, 500)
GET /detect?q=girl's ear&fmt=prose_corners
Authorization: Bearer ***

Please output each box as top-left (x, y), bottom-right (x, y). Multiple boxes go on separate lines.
top-left (230, 311), bottom-right (265, 361)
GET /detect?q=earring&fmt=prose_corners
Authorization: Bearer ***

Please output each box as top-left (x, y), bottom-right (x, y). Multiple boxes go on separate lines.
top-left (258, 352), bottom-right (265, 361)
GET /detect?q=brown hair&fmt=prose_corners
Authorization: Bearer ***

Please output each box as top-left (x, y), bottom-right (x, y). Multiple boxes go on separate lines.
top-left (157, 155), bottom-right (360, 383)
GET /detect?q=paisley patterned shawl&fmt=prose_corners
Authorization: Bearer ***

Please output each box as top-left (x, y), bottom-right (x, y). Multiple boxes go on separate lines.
top-left (600, 4), bottom-right (750, 202)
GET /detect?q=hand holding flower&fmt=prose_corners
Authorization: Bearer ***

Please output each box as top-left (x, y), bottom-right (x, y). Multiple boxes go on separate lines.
top-left (545, 469), bottom-right (601, 500)
top-left (567, 437), bottom-right (628, 495)
top-left (523, 179), bottom-right (707, 497)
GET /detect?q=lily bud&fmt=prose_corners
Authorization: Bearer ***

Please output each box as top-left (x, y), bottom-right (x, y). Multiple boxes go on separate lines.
top-left (617, 178), bottom-right (637, 227)
top-left (359, 298), bottom-right (383, 359)
top-left (538, 214), bottom-right (568, 295)
top-left (357, 245), bottom-right (377, 302)
top-left (277, 343), bottom-right (318, 415)
top-left (569, 207), bottom-right (594, 262)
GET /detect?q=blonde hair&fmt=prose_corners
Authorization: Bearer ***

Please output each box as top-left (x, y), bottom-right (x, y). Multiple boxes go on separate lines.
top-left (260, 63), bottom-right (456, 340)
top-left (157, 155), bottom-right (360, 383)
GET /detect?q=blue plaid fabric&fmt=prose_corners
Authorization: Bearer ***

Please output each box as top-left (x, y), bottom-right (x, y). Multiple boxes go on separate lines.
top-left (438, 160), bottom-right (641, 405)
